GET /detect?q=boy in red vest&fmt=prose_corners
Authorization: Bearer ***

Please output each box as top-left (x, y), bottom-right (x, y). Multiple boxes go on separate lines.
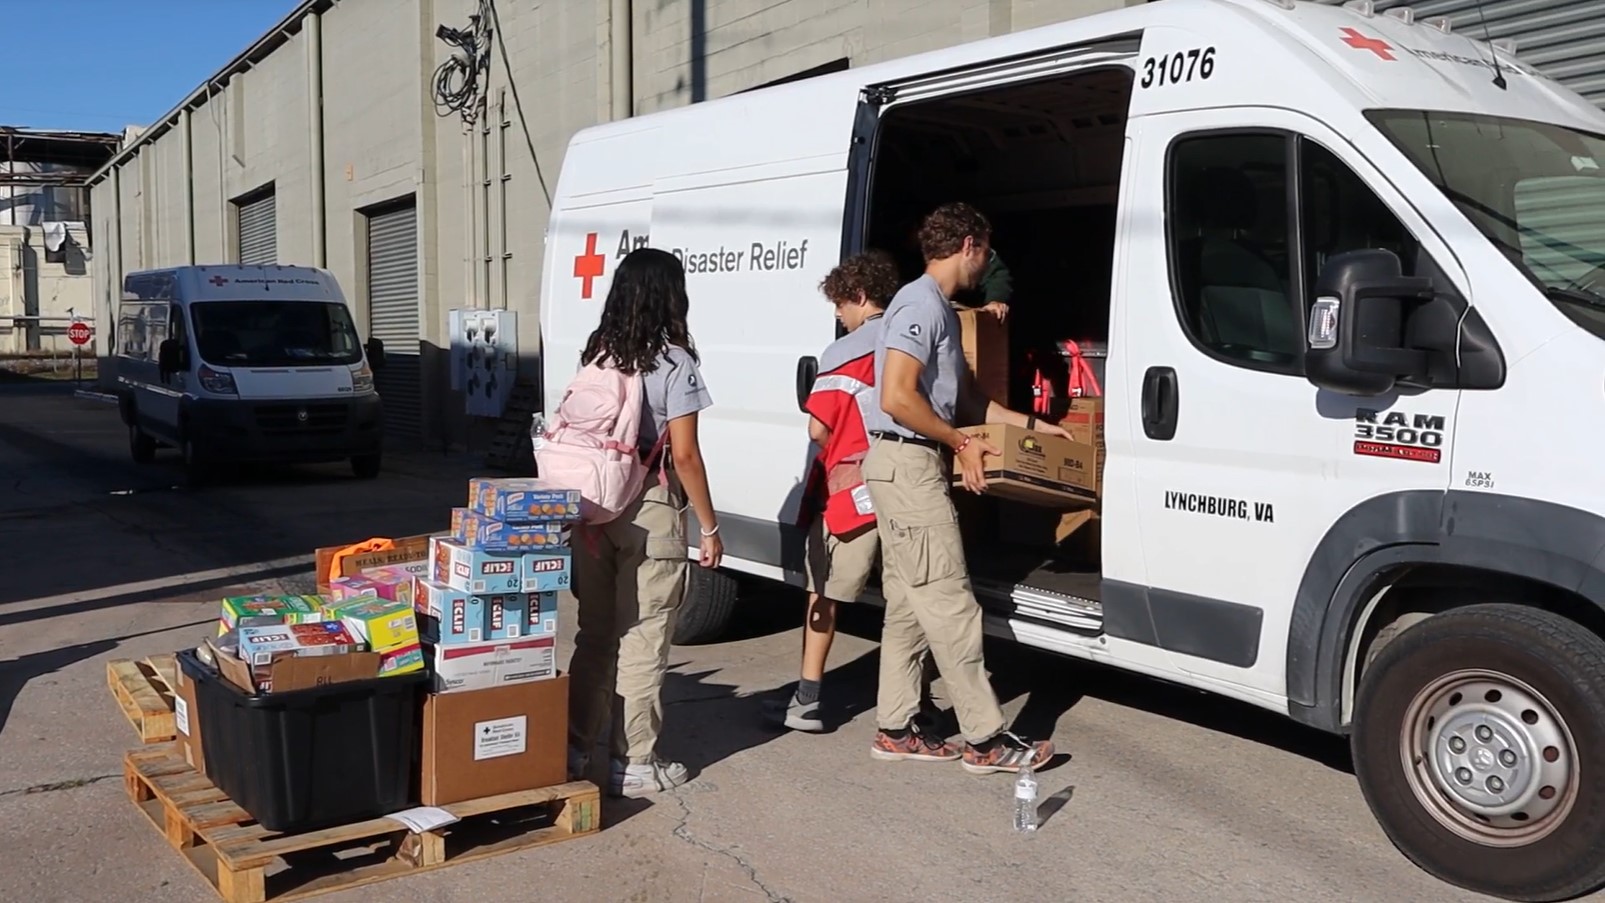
top-left (766, 250), bottom-right (902, 732)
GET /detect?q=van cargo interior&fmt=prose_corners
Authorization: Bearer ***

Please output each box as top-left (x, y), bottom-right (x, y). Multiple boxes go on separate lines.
top-left (857, 66), bottom-right (1134, 632)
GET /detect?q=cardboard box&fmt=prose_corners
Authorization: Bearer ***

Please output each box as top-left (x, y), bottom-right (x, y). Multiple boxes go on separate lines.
top-left (523, 591), bottom-right (559, 639)
top-left (314, 533), bottom-right (438, 593)
top-left (958, 309), bottom-right (1009, 402)
top-left (238, 622), bottom-right (362, 666)
top-left (217, 648), bottom-right (382, 694)
top-left (451, 508), bottom-right (570, 552)
top-left (326, 598), bottom-right (425, 677)
top-left (172, 663), bottom-right (205, 775)
top-left (955, 423), bottom-right (1100, 506)
top-left (519, 550), bottom-right (573, 593)
top-left (483, 593), bottom-right (526, 641)
top-left (416, 579), bottom-right (486, 645)
top-left (427, 636), bottom-right (557, 693)
top-left (1060, 397), bottom-right (1105, 451)
top-left (219, 595), bottom-right (325, 636)
top-left (467, 478), bottom-right (583, 524)
top-left (420, 675), bottom-right (569, 805)
top-left (432, 537), bottom-right (523, 595)
top-left (329, 568), bottom-right (415, 608)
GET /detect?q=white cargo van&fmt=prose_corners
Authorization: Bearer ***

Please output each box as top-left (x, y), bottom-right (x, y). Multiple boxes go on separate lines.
top-left (539, 0), bottom-right (1605, 897)
top-left (113, 265), bottom-right (387, 480)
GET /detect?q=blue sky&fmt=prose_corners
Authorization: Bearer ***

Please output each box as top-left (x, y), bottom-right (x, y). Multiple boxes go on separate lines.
top-left (2, 0), bottom-right (302, 133)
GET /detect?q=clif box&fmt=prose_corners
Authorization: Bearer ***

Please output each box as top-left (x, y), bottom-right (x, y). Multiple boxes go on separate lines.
top-left (219, 595), bottom-right (325, 636)
top-left (451, 508), bottom-right (570, 552)
top-left (520, 550), bottom-right (572, 593)
top-left (432, 537), bottom-right (523, 595)
top-left (416, 579), bottom-right (485, 645)
top-left (467, 478), bottom-right (582, 524)
top-left (237, 622), bottom-right (361, 667)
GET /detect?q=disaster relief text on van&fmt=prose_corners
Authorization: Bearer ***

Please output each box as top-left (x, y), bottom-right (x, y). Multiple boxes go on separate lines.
top-left (114, 265), bottom-right (386, 481)
top-left (540, 0), bottom-right (1605, 899)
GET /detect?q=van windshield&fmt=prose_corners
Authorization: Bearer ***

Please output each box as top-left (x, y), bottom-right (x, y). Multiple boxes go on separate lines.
top-left (191, 300), bottom-right (364, 367)
top-left (1368, 109), bottom-right (1605, 336)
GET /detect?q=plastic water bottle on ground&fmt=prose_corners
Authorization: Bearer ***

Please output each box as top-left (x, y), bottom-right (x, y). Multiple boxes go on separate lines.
top-left (1014, 761), bottom-right (1039, 832)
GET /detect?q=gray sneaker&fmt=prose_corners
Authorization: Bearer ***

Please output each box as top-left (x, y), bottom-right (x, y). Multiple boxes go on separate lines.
top-left (763, 692), bottom-right (825, 733)
top-left (609, 758), bottom-right (690, 798)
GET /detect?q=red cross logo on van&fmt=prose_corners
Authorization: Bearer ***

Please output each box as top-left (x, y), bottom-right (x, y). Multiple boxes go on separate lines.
top-left (1340, 27), bottom-right (1395, 60)
top-left (573, 232), bottom-right (606, 300)
top-left (209, 275), bottom-right (229, 286)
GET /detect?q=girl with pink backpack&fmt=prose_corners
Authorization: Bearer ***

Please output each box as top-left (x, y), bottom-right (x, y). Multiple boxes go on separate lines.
top-left (556, 247), bottom-right (722, 799)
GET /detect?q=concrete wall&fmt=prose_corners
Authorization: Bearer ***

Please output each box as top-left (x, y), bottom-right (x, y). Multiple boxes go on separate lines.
top-left (88, 0), bottom-right (1140, 445)
top-left (1, 223), bottom-right (94, 355)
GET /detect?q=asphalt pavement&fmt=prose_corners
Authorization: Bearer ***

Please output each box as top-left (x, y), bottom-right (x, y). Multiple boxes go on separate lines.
top-left (0, 379), bottom-right (1530, 902)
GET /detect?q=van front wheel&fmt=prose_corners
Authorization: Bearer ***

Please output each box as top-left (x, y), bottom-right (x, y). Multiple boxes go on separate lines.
top-left (1352, 604), bottom-right (1605, 902)
top-left (673, 567), bottom-right (738, 645)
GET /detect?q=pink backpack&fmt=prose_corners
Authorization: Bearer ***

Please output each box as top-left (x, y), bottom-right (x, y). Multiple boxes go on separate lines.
top-left (534, 360), bottom-right (667, 525)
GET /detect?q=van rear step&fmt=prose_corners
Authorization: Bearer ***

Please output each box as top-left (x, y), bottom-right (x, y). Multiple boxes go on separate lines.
top-left (974, 574), bottom-right (1103, 634)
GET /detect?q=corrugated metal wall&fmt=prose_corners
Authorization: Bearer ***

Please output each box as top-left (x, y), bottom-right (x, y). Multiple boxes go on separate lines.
top-left (235, 191), bottom-right (276, 265)
top-left (366, 200), bottom-right (422, 439)
top-left (1316, 0), bottom-right (1605, 105)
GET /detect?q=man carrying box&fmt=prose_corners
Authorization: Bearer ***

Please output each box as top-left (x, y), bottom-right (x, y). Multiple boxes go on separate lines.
top-left (863, 201), bottom-right (1069, 774)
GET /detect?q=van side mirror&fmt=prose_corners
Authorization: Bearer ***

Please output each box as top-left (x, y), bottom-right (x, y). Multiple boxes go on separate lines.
top-left (365, 337), bottom-right (386, 370)
top-left (1305, 249), bottom-right (1434, 396)
top-left (157, 338), bottom-right (185, 376)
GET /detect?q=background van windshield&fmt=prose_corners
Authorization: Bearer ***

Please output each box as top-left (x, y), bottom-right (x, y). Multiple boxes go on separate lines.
top-left (192, 301), bottom-right (363, 367)
top-left (1368, 109), bottom-right (1605, 335)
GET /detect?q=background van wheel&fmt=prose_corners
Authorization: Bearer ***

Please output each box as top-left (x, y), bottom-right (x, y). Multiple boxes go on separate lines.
top-left (673, 567), bottom-right (739, 645)
top-left (1352, 604), bottom-right (1605, 902)
top-left (351, 454), bottom-right (382, 480)
top-left (182, 437), bottom-right (215, 486)
top-left (129, 424), bottom-right (156, 463)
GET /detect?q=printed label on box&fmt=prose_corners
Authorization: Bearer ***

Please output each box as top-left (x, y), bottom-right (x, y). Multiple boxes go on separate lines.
top-left (473, 715), bottom-right (528, 761)
top-left (174, 695), bottom-right (190, 737)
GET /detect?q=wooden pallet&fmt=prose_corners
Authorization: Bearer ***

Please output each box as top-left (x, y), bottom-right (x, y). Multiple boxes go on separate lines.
top-left (124, 744), bottom-right (600, 903)
top-left (107, 653), bottom-right (179, 742)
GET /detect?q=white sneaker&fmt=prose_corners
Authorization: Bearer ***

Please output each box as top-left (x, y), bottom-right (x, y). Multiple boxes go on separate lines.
top-left (609, 758), bottom-right (690, 798)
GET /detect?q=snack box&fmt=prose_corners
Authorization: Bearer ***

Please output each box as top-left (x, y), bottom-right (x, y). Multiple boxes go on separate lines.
top-left (416, 580), bottom-right (486, 645)
top-left (219, 595), bottom-right (325, 636)
top-left (483, 593), bottom-right (527, 641)
top-left (432, 537), bottom-right (522, 595)
top-left (426, 635), bottom-right (557, 693)
top-left (521, 550), bottom-right (573, 594)
top-left (523, 591), bottom-right (559, 639)
top-left (325, 598), bottom-right (425, 676)
top-left (237, 622), bottom-right (362, 667)
top-left (329, 567), bottom-right (415, 607)
top-left (451, 508), bottom-right (570, 552)
top-left (467, 478), bottom-right (583, 524)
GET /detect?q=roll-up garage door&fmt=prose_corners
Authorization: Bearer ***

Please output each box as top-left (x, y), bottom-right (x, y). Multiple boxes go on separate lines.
top-left (1314, 0), bottom-right (1605, 105)
top-left (367, 200), bottom-right (422, 439)
top-left (236, 191), bottom-right (276, 265)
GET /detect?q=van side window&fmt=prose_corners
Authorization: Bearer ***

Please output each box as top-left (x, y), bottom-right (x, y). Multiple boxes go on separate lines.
top-left (168, 305), bottom-right (188, 354)
top-left (1298, 138), bottom-right (1420, 292)
top-left (1167, 133), bottom-right (1301, 371)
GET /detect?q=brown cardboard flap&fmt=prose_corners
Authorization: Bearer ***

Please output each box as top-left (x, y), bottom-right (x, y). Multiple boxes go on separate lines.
top-left (216, 650), bottom-right (382, 694)
top-left (314, 533), bottom-right (438, 592)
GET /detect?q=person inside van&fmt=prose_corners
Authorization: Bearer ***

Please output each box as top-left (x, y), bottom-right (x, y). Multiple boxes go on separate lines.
top-left (565, 247), bottom-right (723, 799)
top-left (864, 201), bottom-right (1068, 774)
top-left (767, 249), bottom-right (903, 733)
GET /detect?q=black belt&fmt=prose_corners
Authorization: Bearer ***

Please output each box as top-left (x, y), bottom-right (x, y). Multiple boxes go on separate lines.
top-left (869, 430), bottom-right (944, 451)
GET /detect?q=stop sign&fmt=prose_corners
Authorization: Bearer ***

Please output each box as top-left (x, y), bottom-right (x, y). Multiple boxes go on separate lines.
top-left (67, 321), bottom-right (91, 346)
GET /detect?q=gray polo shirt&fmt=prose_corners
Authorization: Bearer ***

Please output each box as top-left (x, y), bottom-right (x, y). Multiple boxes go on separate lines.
top-left (866, 274), bottom-right (963, 440)
top-left (639, 345), bottom-right (713, 455)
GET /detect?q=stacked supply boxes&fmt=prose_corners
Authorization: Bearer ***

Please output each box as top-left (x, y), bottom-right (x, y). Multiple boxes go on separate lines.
top-left (419, 478), bottom-right (578, 693)
top-left (418, 477), bottom-right (580, 804)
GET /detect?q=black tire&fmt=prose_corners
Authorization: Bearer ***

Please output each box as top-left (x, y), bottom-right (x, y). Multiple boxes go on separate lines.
top-left (672, 567), bottom-right (739, 645)
top-left (1352, 604), bottom-right (1605, 902)
top-left (181, 436), bottom-right (216, 487)
top-left (351, 454), bottom-right (382, 480)
top-left (129, 423), bottom-right (156, 463)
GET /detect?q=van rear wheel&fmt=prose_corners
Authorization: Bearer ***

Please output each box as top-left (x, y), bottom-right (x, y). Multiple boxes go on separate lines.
top-left (1352, 604), bottom-right (1605, 902)
top-left (673, 567), bottom-right (739, 645)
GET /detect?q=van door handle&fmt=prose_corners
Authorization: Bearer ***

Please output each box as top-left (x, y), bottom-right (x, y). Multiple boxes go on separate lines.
top-left (796, 356), bottom-right (818, 413)
top-left (1141, 366), bottom-right (1179, 441)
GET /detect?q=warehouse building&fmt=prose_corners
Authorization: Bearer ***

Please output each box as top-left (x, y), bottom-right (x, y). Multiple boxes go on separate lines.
top-left (86, 0), bottom-right (1605, 448)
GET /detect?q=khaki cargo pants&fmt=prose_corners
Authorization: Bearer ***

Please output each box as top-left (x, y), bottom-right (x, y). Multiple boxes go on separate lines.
top-left (567, 473), bottom-right (689, 766)
top-left (863, 437), bottom-right (1007, 744)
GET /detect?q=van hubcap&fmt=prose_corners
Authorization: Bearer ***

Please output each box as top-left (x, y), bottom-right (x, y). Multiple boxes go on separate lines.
top-left (1402, 669), bottom-right (1578, 846)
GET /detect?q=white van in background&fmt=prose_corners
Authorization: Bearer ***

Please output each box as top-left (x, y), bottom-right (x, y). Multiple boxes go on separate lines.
top-left (113, 265), bottom-right (387, 481)
top-left (540, 0), bottom-right (1605, 898)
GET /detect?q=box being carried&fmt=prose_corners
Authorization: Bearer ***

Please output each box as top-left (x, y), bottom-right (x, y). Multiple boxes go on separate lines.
top-left (957, 309), bottom-right (1009, 403)
top-left (954, 423), bottom-right (1099, 506)
top-left (451, 508), bottom-right (570, 552)
top-left (467, 477), bottom-right (583, 524)
top-left (219, 595), bottom-right (325, 636)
